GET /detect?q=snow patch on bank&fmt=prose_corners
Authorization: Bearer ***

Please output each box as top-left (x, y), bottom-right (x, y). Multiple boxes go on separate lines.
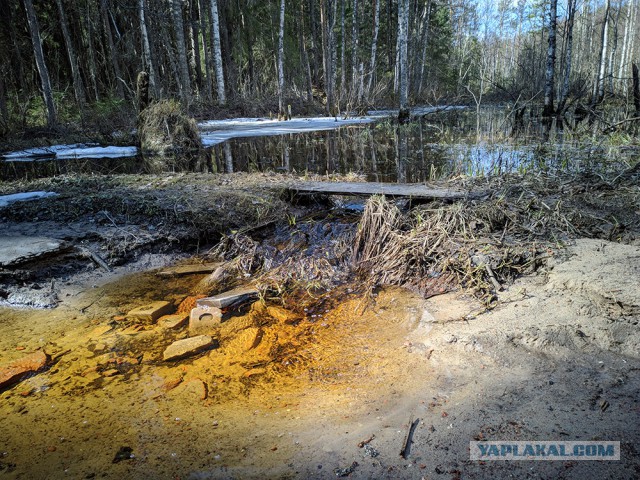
top-left (0, 192), bottom-right (58, 208)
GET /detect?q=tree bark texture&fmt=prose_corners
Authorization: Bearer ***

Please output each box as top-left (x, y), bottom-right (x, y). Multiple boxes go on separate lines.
top-left (542, 0), bottom-right (557, 117)
top-left (23, 0), bottom-right (57, 127)
top-left (397, 0), bottom-right (409, 121)
top-left (210, 0), bottom-right (226, 105)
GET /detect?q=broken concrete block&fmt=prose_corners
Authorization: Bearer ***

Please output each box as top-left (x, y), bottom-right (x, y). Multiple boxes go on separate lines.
top-left (189, 306), bottom-right (222, 335)
top-left (0, 351), bottom-right (49, 390)
top-left (126, 300), bottom-right (174, 323)
top-left (157, 314), bottom-right (189, 331)
top-left (0, 236), bottom-right (69, 268)
top-left (163, 336), bottom-right (215, 361)
top-left (197, 287), bottom-right (259, 309)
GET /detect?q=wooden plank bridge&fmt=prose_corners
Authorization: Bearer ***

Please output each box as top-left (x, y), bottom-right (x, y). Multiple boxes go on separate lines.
top-left (287, 181), bottom-right (485, 201)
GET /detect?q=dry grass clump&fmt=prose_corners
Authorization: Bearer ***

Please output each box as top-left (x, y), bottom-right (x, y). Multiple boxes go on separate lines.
top-left (349, 196), bottom-right (525, 303)
top-left (138, 99), bottom-right (202, 158)
top-left (202, 169), bottom-right (640, 309)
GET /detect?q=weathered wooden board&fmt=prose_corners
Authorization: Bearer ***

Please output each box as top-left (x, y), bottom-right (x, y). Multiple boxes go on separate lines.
top-left (288, 181), bottom-right (482, 200)
top-left (156, 262), bottom-right (223, 277)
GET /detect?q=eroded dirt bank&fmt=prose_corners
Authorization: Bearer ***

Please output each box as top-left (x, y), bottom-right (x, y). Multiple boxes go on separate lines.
top-left (1, 171), bottom-right (639, 479)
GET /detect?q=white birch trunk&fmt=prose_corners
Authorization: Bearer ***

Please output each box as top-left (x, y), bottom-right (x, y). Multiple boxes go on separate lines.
top-left (340, 0), bottom-right (346, 93)
top-left (593, 0), bottom-right (611, 104)
top-left (366, 0), bottom-right (380, 99)
top-left (351, 0), bottom-right (359, 88)
top-left (543, 0), bottom-right (557, 116)
top-left (210, 0), bottom-right (226, 105)
top-left (277, 0), bottom-right (286, 116)
top-left (198, 0), bottom-right (213, 100)
top-left (397, 0), bottom-right (409, 120)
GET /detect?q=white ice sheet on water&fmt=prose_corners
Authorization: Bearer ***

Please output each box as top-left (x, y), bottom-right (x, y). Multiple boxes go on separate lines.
top-left (1, 107), bottom-right (467, 160)
top-left (0, 191), bottom-right (58, 208)
top-left (198, 115), bottom-right (383, 146)
top-left (2, 144), bottom-right (139, 161)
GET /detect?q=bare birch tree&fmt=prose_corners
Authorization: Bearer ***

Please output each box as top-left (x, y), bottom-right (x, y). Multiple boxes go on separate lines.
top-left (397, 0), bottom-right (410, 121)
top-left (277, 0), bottom-right (286, 117)
top-left (23, 0), bottom-right (56, 127)
top-left (210, 0), bottom-right (226, 105)
top-left (593, 0), bottom-right (611, 105)
top-left (543, 0), bottom-right (558, 116)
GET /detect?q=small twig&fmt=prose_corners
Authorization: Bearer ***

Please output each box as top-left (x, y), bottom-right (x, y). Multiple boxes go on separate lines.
top-left (357, 434), bottom-right (375, 448)
top-left (80, 247), bottom-right (112, 272)
top-left (400, 417), bottom-right (420, 459)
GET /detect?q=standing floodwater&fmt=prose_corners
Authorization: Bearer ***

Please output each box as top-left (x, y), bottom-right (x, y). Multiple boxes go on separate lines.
top-left (3, 107), bottom-right (638, 182)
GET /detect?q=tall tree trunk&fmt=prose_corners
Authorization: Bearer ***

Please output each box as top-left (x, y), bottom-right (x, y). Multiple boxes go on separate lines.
top-left (607, 1), bottom-right (621, 95)
top-left (84, 0), bottom-right (100, 101)
top-left (55, 0), bottom-right (86, 107)
top-left (299, 2), bottom-right (313, 101)
top-left (351, 0), bottom-right (359, 89)
top-left (397, 0), bottom-right (409, 121)
top-left (558, 0), bottom-right (576, 113)
top-left (99, 0), bottom-right (125, 98)
top-left (593, 0), bottom-right (611, 105)
top-left (617, 0), bottom-right (632, 94)
top-left (210, 0), bottom-right (226, 104)
top-left (277, 0), bottom-right (286, 116)
top-left (199, 0), bottom-right (213, 100)
top-left (171, 0), bottom-right (191, 103)
top-left (139, 0), bottom-right (158, 98)
top-left (417, 0), bottom-right (431, 97)
top-left (543, 0), bottom-right (558, 117)
top-left (340, 0), bottom-right (346, 95)
top-left (366, 0), bottom-right (380, 100)
top-left (308, 0), bottom-right (321, 86)
top-left (22, 0), bottom-right (57, 127)
top-left (320, 0), bottom-right (337, 115)
top-left (190, 0), bottom-right (203, 91)
top-left (633, 63), bottom-right (640, 115)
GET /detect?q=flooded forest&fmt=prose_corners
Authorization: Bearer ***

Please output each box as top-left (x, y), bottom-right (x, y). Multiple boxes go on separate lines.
top-left (1, 0), bottom-right (640, 479)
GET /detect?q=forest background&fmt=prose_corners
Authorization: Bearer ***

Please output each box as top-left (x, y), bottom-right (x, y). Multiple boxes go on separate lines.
top-left (1, 0), bottom-right (639, 137)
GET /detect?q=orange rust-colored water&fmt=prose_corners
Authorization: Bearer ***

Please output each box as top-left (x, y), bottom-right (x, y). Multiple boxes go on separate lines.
top-left (0, 268), bottom-right (438, 479)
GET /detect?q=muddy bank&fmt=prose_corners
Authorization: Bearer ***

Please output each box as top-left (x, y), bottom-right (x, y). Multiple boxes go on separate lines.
top-left (0, 172), bottom-right (300, 308)
top-left (1, 169), bottom-right (640, 479)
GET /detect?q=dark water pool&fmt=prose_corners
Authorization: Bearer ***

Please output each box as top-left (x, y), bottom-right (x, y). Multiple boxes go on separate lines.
top-left (2, 107), bottom-right (638, 182)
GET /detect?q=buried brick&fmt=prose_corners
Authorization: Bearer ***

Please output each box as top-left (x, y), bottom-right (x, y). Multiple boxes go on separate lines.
top-left (163, 335), bottom-right (216, 361)
top-left (156, 314), bottom-right (189, 331)
top-left (126, 300), bottom-right (174, 323)
top-left (0, 350), bottom-right (49, 390)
